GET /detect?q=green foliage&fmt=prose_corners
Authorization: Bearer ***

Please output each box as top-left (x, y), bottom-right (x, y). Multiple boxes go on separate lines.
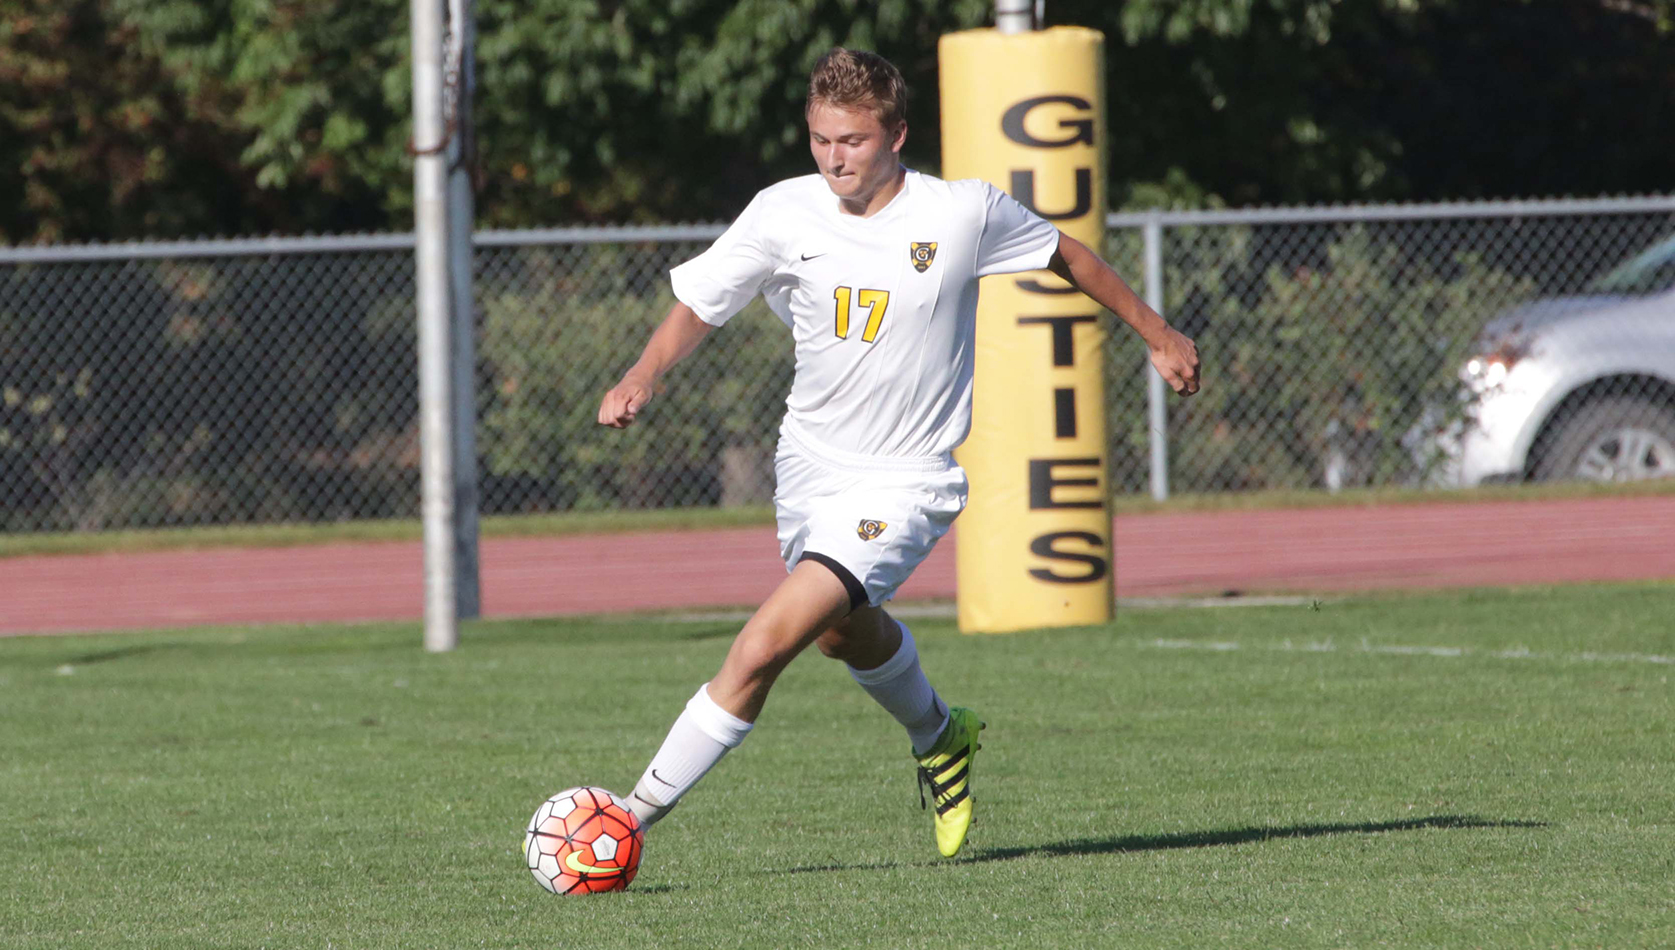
top-left (1099, 0), bottom-right (1675, 208)
top-left (6, 0), bottom-right (1675, 241)
top-left (0, 0), bottom-right (246, 241)
top-left (1146, 227), bottom-right (1536, 490)
top-left (98, 0), bottom-right (991, 233)
top-left (477, 257), bottom-right (791, 509)
top-left (110, 0), bottom-right (411, 199)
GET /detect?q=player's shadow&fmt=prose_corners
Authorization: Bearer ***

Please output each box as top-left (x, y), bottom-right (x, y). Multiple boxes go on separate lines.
top-left (782, 814), bottom-right (1544, 875)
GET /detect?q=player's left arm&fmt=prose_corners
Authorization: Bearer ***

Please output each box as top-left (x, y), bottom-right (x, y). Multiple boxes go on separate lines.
top-left (1046, 233), bottom-right (1200, 397)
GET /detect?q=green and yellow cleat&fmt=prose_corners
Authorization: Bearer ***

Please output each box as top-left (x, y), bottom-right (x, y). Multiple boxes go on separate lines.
top-left (915, 706), bottom-right (984, 857)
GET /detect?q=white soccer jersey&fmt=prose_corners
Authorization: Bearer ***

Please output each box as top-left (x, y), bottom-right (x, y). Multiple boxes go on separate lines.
top-left (670, 169), bottom-right (1060, 459)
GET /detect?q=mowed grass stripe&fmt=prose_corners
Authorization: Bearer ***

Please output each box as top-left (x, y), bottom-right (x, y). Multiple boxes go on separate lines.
top-left (1, 583), bottom-right (1671, 949)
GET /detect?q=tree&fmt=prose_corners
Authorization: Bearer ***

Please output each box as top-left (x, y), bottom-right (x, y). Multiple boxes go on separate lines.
top-left (0, 0), bottom-right (385, 243)
top-left (106, 0), bottom-right (991, 231)
top-left (1093, 0), bottom-right (1675, 207)
top-left (4, 0), bottom-right (1673, 242)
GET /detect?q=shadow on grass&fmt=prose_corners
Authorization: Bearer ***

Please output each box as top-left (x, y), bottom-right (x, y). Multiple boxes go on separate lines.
top-left (680, 625), bottom-right (742, 642)
top-left (628, 883), bottom-right (689, 894)
top-left (782, 814), bottom-right (1546, 875)
top-left (31, 616), bottom-right (729, 665)
top-left (64, 644), bottom-right (170, 665)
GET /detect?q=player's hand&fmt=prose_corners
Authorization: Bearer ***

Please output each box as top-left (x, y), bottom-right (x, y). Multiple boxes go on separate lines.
top-left (1149, 328), bottom-right (1201, 397)
top-left (598, 376), bottom-right (654, 428)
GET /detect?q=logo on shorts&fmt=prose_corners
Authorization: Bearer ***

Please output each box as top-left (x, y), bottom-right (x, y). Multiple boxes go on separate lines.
top-left (857, 519), bottom-right (888, 541)
top-left (909, 242), bottom-right (937, 273)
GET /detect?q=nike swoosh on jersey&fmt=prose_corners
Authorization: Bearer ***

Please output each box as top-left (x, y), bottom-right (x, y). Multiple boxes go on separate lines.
top-left (800, 252), bottom-right (827, 261)
top-left (564, 850), bottom-right (621, 875)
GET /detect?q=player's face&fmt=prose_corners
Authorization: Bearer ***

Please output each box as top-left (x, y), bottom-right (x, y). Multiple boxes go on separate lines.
top-left (807, 102), bottom-right (906, 203)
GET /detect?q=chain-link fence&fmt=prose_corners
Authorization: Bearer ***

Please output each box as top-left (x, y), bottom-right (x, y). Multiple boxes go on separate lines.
top-left (4, 197), bottom-right (1674, 533)
top-left (1110, 198), bottom-right (1675, 496)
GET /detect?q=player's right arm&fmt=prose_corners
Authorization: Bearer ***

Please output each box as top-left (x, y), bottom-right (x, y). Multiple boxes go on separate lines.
top-left (601, 190), bottom-right (778, 428)
top-left (597, 302), bottom-right (713, 429)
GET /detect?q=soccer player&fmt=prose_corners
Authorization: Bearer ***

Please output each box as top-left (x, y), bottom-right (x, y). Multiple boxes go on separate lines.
top-left (597, 48), bottom-right (1199, 858)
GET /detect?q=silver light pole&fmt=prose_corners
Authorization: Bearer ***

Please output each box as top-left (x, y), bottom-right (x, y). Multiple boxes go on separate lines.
top-left (996, 0), bottom-right (1034, 33)
top-left (412, 0), bottom-right (458, 651)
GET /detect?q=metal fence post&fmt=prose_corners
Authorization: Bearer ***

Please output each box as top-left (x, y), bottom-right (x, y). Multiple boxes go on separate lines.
top-left (1143, 212), bottom-right (1169, 501)
top-left (445, 0), bottom-right (481, 620)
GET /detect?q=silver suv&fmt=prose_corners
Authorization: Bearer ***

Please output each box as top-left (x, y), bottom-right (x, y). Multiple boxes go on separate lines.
top-left (1438, 234), bottom-right (1675, 485)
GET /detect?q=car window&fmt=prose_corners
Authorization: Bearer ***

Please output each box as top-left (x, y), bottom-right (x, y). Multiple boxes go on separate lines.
top-left (1587, 233), bottom-right (1675, 295)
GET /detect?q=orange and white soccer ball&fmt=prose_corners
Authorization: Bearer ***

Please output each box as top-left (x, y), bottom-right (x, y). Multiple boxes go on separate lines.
top-left (523, 787), bottom-right (644, 894)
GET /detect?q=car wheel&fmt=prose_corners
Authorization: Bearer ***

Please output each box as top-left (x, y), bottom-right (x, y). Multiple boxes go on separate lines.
top-left (1531, 397), bottom-right (1675, 483)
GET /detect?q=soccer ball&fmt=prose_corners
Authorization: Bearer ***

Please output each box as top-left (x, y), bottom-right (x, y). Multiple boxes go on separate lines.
top-left (523, 787), bottom-right (644, 894)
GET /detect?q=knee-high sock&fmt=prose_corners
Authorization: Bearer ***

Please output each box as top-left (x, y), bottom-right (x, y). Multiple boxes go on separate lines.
top-left (848, 621), bottom-right (950, 756)
top-left (626, 684), bottom-right (753, 827)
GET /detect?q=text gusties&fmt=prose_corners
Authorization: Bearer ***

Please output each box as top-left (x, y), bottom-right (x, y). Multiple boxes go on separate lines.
top-left (1010, 95), bottom-right (1108, 586)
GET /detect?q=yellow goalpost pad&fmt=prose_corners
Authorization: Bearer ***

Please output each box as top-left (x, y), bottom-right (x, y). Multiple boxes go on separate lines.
top-left (940, 27), bottom-right (1113, 633)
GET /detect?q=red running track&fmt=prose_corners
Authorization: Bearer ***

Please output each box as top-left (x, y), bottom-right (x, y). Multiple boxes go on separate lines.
top-left (3, 495), bottom-right (1672, 636)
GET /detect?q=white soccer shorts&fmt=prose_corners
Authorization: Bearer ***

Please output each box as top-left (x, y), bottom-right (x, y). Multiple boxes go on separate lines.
top-left (773, 420), bottom-right (967, 609)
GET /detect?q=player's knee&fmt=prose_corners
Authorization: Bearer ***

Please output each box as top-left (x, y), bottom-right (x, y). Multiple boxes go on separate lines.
top-left (813, 623), bottom-right (861, 662)
top-left (731, 623), bottom-right (803, 679)
top-left (731, 639), bottom-right (789, 680)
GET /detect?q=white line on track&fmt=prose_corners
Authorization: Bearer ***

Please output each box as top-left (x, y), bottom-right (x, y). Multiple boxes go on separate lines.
top-left (1141, 637), bottom-right (1673, 666)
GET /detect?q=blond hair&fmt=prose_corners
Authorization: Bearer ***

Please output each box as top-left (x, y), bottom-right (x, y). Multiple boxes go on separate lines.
top-left (806, 48), bottom-right (908, 131)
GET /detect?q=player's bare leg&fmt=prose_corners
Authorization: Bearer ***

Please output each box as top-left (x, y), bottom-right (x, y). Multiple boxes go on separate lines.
top-left (705, 561), bottom-right (853, 721)
top-left (817, 603), bottom-right (981, 857)
top-left (813, 607), bottom-right (951, 756)
top-left (625, 561), bottom-right (851, 826)
top-left (812, 605), bottom-right (899, 668)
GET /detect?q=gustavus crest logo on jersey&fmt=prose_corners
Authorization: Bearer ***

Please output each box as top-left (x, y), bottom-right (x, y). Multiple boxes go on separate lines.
top-left (856, 519), bottom-right (888, 541)
top-left (909, 242), bottom-right (937, 273)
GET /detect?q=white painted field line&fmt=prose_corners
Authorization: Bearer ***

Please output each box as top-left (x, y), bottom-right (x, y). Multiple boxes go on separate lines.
top-left (1122, 595), bottom-right (1319, 610)
top-left (1574, 651), bottom-right (1675, 665)
top-left (1152, 639), bottom-right (1242, 651)
top-left (1366, 643), bottom-right (1466, 658)
top-left (1141, 637), bottom-right (1674, 667)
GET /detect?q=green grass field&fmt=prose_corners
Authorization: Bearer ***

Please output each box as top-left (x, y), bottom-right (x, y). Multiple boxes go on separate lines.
top-left (3, 584), bottom-right (1672, 948)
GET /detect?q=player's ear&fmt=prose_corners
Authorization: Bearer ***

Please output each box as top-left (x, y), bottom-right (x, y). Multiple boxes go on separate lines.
top-left (889, 119), bottom-right (908, 154)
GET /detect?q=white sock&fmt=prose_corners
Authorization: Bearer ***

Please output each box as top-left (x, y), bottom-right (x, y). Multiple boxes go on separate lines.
top-left (848, 621), bottom-right (950, 756)
top-left (626, 684), bottom-right (753, 827)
